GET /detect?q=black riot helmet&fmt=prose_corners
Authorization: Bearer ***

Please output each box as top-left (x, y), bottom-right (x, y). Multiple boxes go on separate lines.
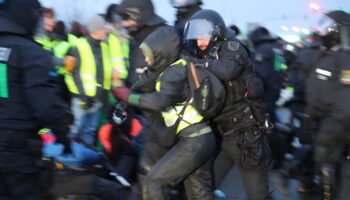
top-left (170, 0), bottom-right (202, 8)
top-left (0, 0), bottom-right (42, 36)
top-left (118, 0), bottom-right (165, 31)
top-left (318, 10), bottom-right (350, 49)
top-left (183, 9), bottom-right (227, 55)
top-left (248, 26), bottom-right (277, 46)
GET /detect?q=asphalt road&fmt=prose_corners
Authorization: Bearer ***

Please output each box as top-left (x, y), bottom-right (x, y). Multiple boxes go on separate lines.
top-left (216, 166), bottom-right (322, 200)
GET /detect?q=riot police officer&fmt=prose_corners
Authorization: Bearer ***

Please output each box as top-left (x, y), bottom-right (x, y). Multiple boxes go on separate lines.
top-left (248, 26), bottom-right (283, 117)
top-left (183, 9), bottom-right (272, 200)
top-left (305, 10), bottom-right (350, 200)
top-left (0, 0), bottom-right (72, 199)
top-left (170, 0), bottom-right (202, 40)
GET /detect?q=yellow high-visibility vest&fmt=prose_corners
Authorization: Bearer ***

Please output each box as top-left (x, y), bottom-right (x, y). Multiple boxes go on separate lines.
top-left (156, 59), bottom-right (203, 134)
top-left (108, 33), bottom-right (129, 79)
top-left (51, 40), bottom-right (71, 75)
top-left (65, 38), bottom-right (112, 97)
top-left (34, 34), bottom-right (52, 51)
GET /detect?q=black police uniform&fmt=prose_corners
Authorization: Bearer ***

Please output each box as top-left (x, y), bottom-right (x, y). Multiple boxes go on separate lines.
top-left (210, 39), bottom-right (272, 200)
top-left (0, 1), bottom-right (71, 199)
top-left (305, 48), bottom-right (350, 200)
top-left (249, 27), bottom-right (283, 116)
top-left (183, 10), bottom-right (272, 200)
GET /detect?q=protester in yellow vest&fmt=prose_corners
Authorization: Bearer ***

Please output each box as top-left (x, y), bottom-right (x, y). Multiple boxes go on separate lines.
top-left (105, 4), bottom-right (130, 84)
top-left (66, 15), bottom-right (112, 145)
top-left (112, 26), bottom-right (217, 200)
top-left (34, 8), bottom-right (55, 50)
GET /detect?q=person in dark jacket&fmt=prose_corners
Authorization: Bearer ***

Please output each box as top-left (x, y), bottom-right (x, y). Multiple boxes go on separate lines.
top-left (118, 0), bottom-right (168, 86)
top-left (183, 10), bottom-right (272, 200)
top-left (248, 26), bottom-right (283, 116)
top-left (0, 0), bottom-right (72, 199)
top-left (304, 10), bottom-right (350, 200)
top-left (170, 0), bottom-right (202, 40)
top-left (113, 26), bottom-right (217, 200)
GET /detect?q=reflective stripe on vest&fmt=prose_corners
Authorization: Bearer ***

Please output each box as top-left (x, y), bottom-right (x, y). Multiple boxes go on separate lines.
top-left (108, 33), bottom-right (129, 79)
top-left (65, 38), bottom-right (112, 96)
top-left (156, 59), bottom-right (203, 134)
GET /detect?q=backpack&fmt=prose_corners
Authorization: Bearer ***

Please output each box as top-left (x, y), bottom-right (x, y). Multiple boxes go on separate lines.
top-left (187, 62), bottom-right (226, 119)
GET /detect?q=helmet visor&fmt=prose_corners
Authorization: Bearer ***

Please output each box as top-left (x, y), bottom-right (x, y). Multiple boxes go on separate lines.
top-left (318, 15), bottom-right (339, 36)
top-left (184, 19), bottom-right (215, 40)
top-left (170, 0), bottom-right (196, 8)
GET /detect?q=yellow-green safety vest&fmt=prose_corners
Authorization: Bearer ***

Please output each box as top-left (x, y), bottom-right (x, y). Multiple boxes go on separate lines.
top-left (51, 40), bottom-right (71, 75)
top-left (156, 59), bottom-right (204, 134)
top-left (108, 33), bottom-right (130, 79)
top-left (65, 38), bottom-right (112, 97)
top-left (68, 34), bottom-right (79, 45)
top-left (34, 34), bottom-right (52, 51)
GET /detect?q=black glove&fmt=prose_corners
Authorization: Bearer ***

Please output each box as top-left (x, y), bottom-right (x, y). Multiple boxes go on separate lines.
top-left (79, 95), bottom-right (94, 110)
top-left (184, 56), bottom-right (208, 68)
top-left (56, 135), bottom-right (72, 155)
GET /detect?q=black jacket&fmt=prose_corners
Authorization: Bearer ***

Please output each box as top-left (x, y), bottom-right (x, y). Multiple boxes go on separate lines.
top-left (253, 41), bottom-right (283, 113)
top-left (0, 17), bottom-right (70, 136)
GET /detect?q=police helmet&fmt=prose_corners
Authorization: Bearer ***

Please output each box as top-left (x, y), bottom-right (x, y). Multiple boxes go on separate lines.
top-left (318, 10), bottom-right (350, 49)
top-left (118, 0), bottom-right (165, 28)
top-left (170, 0), bottom-right (202, 8)
top-left (184, 9), bottom-right (227, 42)
top-left (183, 9), bottom-right (227, 55)
top-left (248, 26), bottom-right (277, 45)
top-left (0, 0), bottom-right (42, 36)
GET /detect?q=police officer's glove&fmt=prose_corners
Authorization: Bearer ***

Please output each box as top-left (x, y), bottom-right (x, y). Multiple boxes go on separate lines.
top-left (56, 135), bottom-right (72, 155)
top-left (112, 87), bottom-right (131, 102)
top-left (79, 95), bottom-right (94, 110)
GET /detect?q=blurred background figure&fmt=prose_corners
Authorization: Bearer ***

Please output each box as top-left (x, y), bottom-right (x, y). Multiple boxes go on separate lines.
top-left (170, 0), bottom-right (202, 40)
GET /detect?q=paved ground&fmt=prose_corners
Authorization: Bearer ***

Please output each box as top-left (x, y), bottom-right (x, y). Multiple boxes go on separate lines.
top-left (216, 166), bottom-right (322, 200)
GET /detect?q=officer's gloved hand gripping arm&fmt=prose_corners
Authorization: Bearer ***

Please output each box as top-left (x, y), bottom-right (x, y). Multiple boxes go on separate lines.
top-left (23, 50), bottom-right (72, 154)
top-left (112, 66), bottom-right (185, 112)
top-left (201, 41), bottom-right (248, 81)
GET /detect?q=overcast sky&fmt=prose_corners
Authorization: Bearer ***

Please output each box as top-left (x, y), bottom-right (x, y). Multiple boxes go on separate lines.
top-left (40, 0), bottom-right (349, 41)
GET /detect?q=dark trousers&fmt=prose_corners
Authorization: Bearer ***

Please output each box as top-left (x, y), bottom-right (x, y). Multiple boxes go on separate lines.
top-left (144, 132), bottom-right (216, 200)
top-left (51, 170), bottom-right (127, 200)
top-left (0, 129), bottom-right (49, 200)
top-left (0, 170), bottom-right (50, 200)
top-left (214, 129), bottom-right (271, 200)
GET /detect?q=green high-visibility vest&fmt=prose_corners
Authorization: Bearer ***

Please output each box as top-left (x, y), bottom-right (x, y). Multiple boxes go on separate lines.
top-left (51, 40), bottom-right (71, 75)
top-left (108, 33), bottom-right (130, 79)
top-left (51, 40), bottom-right (71, 59)
top-left (65, 38), bottom-right (112, 97)
top-left (156, 59), bottom-right (203, 134)
top-left (68, 34), bottom-right (79, 45)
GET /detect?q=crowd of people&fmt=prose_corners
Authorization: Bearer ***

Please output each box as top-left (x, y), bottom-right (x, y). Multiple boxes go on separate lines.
top-left (0, 0), bottom-right (350, 200)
